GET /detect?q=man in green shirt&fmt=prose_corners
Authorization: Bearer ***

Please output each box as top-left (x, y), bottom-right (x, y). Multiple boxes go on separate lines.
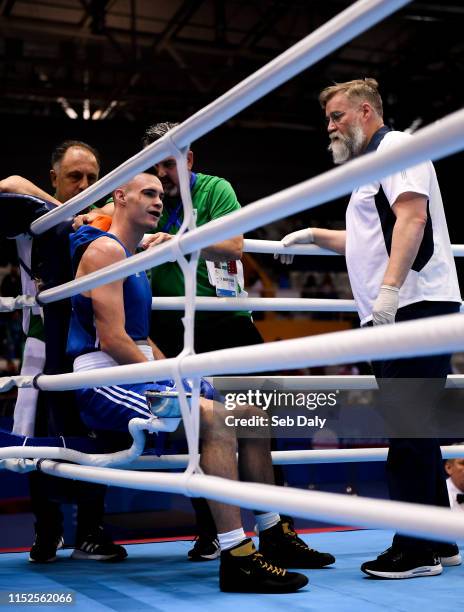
top-left (142, 123), bottom-right (263, 358)
top-left (141, 124), bottom-right (334, 571)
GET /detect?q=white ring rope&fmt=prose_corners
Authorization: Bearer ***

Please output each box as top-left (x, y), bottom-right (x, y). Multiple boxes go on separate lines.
top-left (151, 297), bottom-right (359, 311)
top-left (3, 445), bottom-right (464, 472)
top-left (1, 312), bottom-right (462, 393)
top-left (30, 0), bottom-right (411, 236)
top-left (30, 460), bottom-right (464, 544)
top-left (125, 445), bottom-right (464, 468)
top-left (2, 239), bottom-right (464, 313)
top-left (244, 239), bottom-right (464, 258)
top-left (0, 295), bottom-right (358, 313)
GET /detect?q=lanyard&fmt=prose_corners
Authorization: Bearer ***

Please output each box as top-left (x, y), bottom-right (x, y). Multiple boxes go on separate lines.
top-left (163, 172), bottom-right (197, 233)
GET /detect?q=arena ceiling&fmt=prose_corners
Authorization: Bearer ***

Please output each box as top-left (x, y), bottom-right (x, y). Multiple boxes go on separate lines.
top-left (0, 0), bottom-right (463, 130)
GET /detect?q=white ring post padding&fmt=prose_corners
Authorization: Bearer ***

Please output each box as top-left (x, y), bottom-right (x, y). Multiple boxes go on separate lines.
top-left (33, 312), bottom-right (464, 391)
top-left (31, 0), bottom-right (411, 236)
top-left (35, 108), bottom-right (464, 306)
top-left (36, 460), bottom-right (464, 542)
top-left (243, 239), bottom-right (464, 258)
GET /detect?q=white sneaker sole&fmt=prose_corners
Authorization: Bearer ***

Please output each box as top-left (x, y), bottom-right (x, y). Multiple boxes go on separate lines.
top-left (189, 548), bottom-right (221, 561)
top-left (28, 555), bottom-right (57, 563)
top-left (199, 550), bottom-right (221, 560)
top-left (441, 553), bottom-right (462, 567)
top-left (70, 550), bottom-right (119, 561)
top-left (364, 564), bottom-right (443, 579)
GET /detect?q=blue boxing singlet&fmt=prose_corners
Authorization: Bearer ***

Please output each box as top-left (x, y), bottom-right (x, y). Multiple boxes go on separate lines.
top-left (67, 225), bottom-right (152, 359)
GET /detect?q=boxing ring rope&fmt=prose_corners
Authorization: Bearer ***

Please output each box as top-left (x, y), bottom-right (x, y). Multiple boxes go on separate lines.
top-left (25, 460), bottom-right (464, 543)
top-left (3, 238), bottom-right (464, 312)
top-left (1, 312), bottom-right (463, 391)
top-left (0, 295), bottom-right (356, 313)
top-left (124, 445), bottom-right (464, 468)
top-left (6, 294), bottom-right (464, 315)
top-left (4, 445), bottom-right (464, 471)
top-left (245, 239), bottom-right (464, 259)
top-left (3, 0), bottom-right (464, 542)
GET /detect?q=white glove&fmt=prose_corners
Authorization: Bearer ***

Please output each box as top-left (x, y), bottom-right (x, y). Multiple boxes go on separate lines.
top-left (372, 285), bottom-right (400, 325)
top-left (274, 228), bottom-right (314, 265)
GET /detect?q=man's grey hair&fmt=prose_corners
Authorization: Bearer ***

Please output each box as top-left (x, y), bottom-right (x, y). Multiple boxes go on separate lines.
top-left (142, 122), bottom-right (180, 148)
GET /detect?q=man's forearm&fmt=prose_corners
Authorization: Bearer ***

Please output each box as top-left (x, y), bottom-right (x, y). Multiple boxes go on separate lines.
top-left (147, 337), bottom-right (166, 360)
top-left (201, 236), bottom-right (243, 261)
top-left (0, 175), bottom-right (60, 206)
top-left (312, 228), bottom-right (346, 255)
top-left (382, 218), bottom-right (426, 288)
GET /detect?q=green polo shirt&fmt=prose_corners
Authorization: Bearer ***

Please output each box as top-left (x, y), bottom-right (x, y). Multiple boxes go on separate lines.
top-left (151, 173), bottom-right (249, 322)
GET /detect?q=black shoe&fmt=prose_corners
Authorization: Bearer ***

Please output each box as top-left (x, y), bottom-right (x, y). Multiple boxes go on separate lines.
top-left (71, 527), bottom-right (127, 562)
top-left (188, 535), bottom-right (220, 561)
top-left (361, 546), bottom-right (443, 579)
top-left (435, 543), bottom-right (462, 567)
top-left (219, 538), bottom-right (308, 593)
top-left (29, 533), bottom-right (64, 563)
top-left (259, 520), bottom-right (335, 569)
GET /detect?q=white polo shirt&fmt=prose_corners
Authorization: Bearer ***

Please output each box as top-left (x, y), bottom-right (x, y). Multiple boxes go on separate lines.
top-left (345, 128), bottom-right (461, 325)
top-left (447, 477), bottom-right (464, 511)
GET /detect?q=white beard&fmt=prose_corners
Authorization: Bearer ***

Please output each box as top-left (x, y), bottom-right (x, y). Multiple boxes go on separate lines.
top-left (328, 124), bottom-right (365, 165)
top-left (161, 182), bottom-right (179, 197)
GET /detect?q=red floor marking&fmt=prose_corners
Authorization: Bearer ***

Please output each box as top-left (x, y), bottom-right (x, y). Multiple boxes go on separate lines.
top-left (0, 526), bottom-right (362, 553)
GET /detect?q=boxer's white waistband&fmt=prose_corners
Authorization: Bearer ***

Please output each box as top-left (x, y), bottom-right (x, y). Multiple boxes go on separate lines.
top-left (74, 345), bottom-right (153, 372)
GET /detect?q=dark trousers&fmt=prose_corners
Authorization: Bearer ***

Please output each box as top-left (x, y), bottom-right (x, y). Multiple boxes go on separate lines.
top-left (29, 299), bottom-right (108, 545)
top-left (151, 312), bottom-right (264, 356)
top-left (29, 471), bottom-right (107, 543)
top-left (371, 300), bottom-right (460, 551)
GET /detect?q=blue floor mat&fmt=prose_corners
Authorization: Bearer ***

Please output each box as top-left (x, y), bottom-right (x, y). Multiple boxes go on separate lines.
top-left (0, 529), bottom-right (462, 611)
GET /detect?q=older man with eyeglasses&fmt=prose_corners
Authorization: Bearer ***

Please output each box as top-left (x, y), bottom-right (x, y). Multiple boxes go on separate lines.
top-left (276, 78), bottom-right (462, 580)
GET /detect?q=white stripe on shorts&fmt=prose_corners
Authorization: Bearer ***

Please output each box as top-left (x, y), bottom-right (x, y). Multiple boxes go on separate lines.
top-left (101, 385), bottom-right (149, 410)
top-left (93, 387), bottom-right (152, 418)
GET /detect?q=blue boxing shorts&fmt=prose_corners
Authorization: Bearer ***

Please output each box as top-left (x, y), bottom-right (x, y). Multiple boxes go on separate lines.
top-left (73, 347), bottom-right (217, 433)
top-left (76, 381), bottom-right (176, 432)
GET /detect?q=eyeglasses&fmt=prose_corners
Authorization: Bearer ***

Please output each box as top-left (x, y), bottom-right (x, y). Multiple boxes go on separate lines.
top-left (325, 111), bottom-right (346, 126)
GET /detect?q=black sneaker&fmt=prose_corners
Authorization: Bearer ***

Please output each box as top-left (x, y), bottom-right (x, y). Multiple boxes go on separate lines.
top-left (71, 527), bottom-right (127, 562)
top-left (259, 520), bottom-right (335, 569)
top-left (435, 543), bottom-right (462, 567)
top-left (219, 538), bottom-right (308, 593)
top-left (188, 535), bottom-right (220, 561)
top-left (361, 547), bottom-right (443, 579)
top-left (29, 533), bottom-right (64, 563)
